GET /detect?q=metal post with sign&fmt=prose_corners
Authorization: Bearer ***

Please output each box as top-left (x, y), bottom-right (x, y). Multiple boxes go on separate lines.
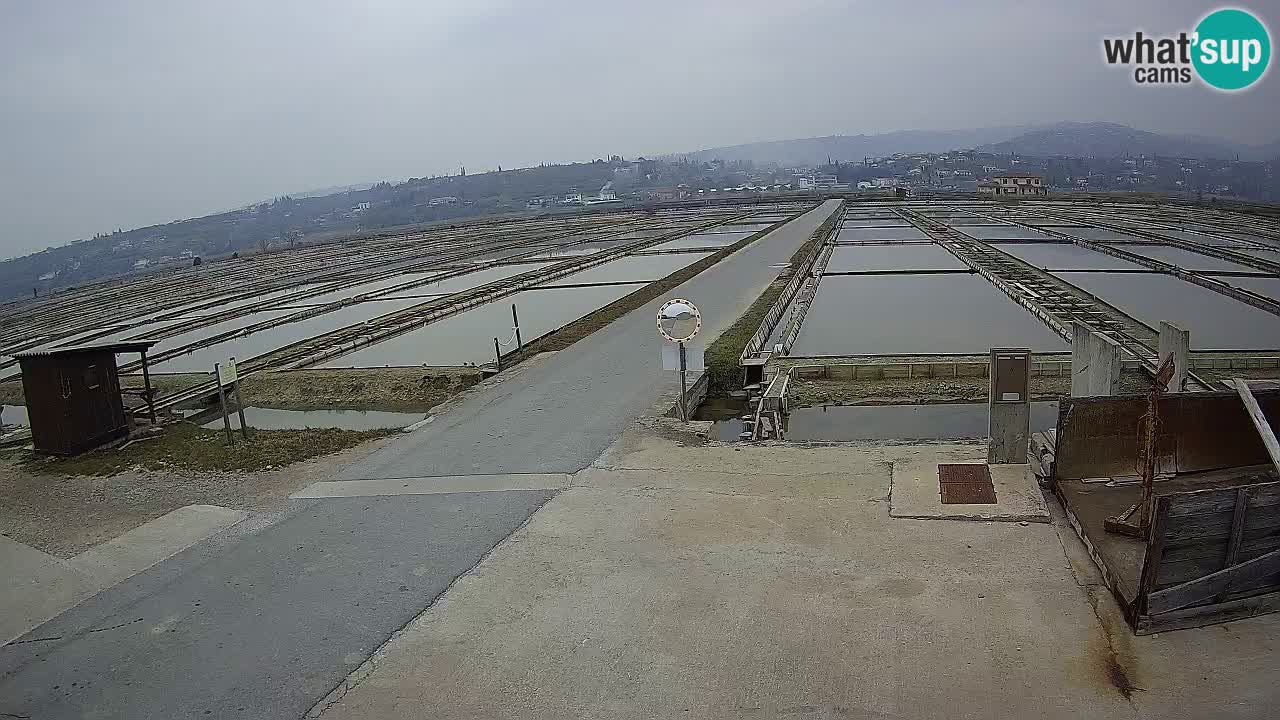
top-left (215, 357), bottom-right (249, 444)
top-left (657, 298), bottom-right (702, 421)
top-left (988, 347), bottom-right (1030, 464)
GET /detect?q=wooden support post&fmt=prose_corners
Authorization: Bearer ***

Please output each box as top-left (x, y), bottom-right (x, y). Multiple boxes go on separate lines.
top-left (215, 362), bottom-right (233, 446)
top-left (1071, 323), bottom-right (1091, 397)
top-left (232, 380), bottom-right (249, 441)
top-left (139, 348), bottom-right (156, 424)
top-left (1159, 322), bottom-right (1190, 393)
top-left (1217, 488), bottom-right (1250, 602)
top-left (494, 337), bottom-right (502, 371)
top-left (512, 304), bottom-right (523, 351)
top-left (1232, 378), bottom-right (1280, 476)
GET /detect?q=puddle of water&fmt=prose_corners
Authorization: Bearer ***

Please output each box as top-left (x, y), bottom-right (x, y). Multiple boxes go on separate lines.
top-left (1051, 227), bottom-right (1139, 242)
top-left (1229, 233), bottom-right (1280, 250)
top-left (838, 227), bottom-right (928, 241)
top-left (1, 404), bottom-right (29, 427)
top-left (543, 252), bottom-right (712, 287)
top-left (200, 406), bottom-right (421, 431)
top-left (649, 233), bottom-right (751, 251)
top-left (1112, 244), bottom-right (1260, 273)
top-left (154, 302), bottom-right (423, 373)
top-left (988, 242), bottom-right (1143, 271)
top-left (320, 282), bottom-right (647, 367)
top-left (1234, 248), bottom-right (1280, 263)
top-left (784, 401), bottom-right (1059, 442)
top-left (792, 274), bottom-right (1068, 356)
top-left (1220, 275), bottom-right (1280, 302)
top-left (1056, 271), bottom-right (1280, 349)
top-left (840, 219), bottom-right (910, 228)
top-left (378, 263), bottom-right (553, 300)
top-left (1144, 229), bottom-right (1248, 247)
top-left (959, 226), bottom-right (1058, 241)
top-left (695, 397), bottom-right (751, 441)
top-left (825, 244), bottom-right (967, 273)
top-left (176, 283), bottom-right (335, 318)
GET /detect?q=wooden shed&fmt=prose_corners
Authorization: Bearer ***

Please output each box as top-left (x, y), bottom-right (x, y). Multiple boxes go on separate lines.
top-left (15, 340), bottom-right (158, 456)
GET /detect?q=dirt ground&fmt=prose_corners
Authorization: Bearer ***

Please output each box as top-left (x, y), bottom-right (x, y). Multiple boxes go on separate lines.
top-left (0, 356), bottom-right (554, 559)
top-left (0, 431), bottom-right (399, 558)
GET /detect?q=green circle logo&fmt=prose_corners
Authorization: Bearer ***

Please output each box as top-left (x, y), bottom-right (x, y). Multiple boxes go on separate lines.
top-left (1193, 8), bottom-right (1271, 90)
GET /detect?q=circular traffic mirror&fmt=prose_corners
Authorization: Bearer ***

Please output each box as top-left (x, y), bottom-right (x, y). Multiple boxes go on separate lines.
top-left (657, 298), bottom-right (700, 343)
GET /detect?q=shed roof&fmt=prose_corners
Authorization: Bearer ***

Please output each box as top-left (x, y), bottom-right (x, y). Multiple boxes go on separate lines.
top-left (15, 340), bottom-right (159, 359)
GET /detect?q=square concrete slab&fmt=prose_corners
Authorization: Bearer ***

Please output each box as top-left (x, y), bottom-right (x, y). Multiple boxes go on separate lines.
top-left (1, 536), bottom-right (97, 646)
top-left (892, 458), bottom-right (1049, 522)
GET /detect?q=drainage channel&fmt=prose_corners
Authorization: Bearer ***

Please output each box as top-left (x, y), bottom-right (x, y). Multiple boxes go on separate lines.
top-left (700, 400), bottom-right (1059, 443)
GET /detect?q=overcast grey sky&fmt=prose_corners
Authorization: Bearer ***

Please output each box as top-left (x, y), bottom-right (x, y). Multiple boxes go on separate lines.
top-left (2, 0), bottom-right (1277, 259)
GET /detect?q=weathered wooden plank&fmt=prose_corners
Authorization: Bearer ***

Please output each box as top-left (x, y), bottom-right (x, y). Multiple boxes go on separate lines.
top-left (1140, 588), bottom-right (1280, 634)
top-left (1227, 570), bottom-right (1280, 596)
top-left (1147, 547), bottom-right (1280, 614)
top-left (1234, 378), bottom-right (1280, 478)
top-left (1157, 554), bottom-right (1231, 589)
top-left (1221, 488), bottom-right (1250, 598)
top-left (1138, 498), bottom-right (1171, 609)
top-left (1161, 538), bottom-right (1230, 564)
top-left (1163, 505), bottom-right (1280, 543)
top-left (1162, 531), bottom-right (1280, 564)
top-left (1164, 479), bottom-right (1280, 517)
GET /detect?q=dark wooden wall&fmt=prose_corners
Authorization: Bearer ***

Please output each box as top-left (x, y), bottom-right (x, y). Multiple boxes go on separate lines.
top-left (19, 350), bottom-right (128, 455)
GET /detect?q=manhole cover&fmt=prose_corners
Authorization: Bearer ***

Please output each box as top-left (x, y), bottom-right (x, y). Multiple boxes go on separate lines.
top-left (938, 463), bottom-right (997, 505)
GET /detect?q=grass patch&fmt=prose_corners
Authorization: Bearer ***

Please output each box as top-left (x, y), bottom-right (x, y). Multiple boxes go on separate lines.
top-left (704, 281), bottom-right (787, 394)
top-left (703, 205), bottom-right (843, 395)
top-left (20, 422), bottom-right (396, 476)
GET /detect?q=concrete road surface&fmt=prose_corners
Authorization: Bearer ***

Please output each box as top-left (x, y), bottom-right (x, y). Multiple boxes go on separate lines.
top-left (0, 200), bottom-right (842, 720)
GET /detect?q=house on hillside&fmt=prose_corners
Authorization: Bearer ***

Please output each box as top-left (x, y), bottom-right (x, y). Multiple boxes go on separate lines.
top-left (980, 173), bottom-right (1047, 197)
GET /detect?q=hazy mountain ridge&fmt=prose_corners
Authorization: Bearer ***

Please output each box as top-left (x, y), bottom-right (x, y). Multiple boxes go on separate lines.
top-left (978, 122), bottom-right (1276, 161)
top-left (669, 126), bottom-right (1043, 166)
top-left (674, 122), bottom-right (1280, 165)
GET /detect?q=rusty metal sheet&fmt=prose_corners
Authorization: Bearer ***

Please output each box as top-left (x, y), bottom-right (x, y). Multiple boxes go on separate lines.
top-left (1055, 396), bottom-right (1173, 480)
top-left (939, 463), bottom-right (990, 484)
top-left (938, 464), bottom-right (997, 504)
top-left (1172, 394), bottom-right (1276, 474)
top-left (940, 482), bottom-right (998, 504)
top-left (1056, 390), bottom-right (1280, 481)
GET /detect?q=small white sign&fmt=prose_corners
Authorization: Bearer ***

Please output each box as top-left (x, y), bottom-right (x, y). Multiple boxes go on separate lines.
top-left (216, 358), bottom-right (238, 387)
top-left (661, 342), bottom-right (705, 371)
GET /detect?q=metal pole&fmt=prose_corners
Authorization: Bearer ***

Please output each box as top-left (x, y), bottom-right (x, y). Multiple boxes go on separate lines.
top-left (494, 337), bottom-right (502, 370)
top-left (215, 362), bottom-right (233, 445)
top-left (512, 303), bottom-right (523, 351)
top-left (678, 341), bottom-right (689, 421)
top-left (140, 349), bottom-right (156, 424)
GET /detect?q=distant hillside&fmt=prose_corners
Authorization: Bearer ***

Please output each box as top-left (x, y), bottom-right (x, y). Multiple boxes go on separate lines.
top-left (675, 122), bottom-right (1280, 165)
top-left (978, 122), bottom-right (1262, 161)
top-left (0, 162), bottom-right (620, 302)
top-left (670, 126), bottom-right (1042, 166)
